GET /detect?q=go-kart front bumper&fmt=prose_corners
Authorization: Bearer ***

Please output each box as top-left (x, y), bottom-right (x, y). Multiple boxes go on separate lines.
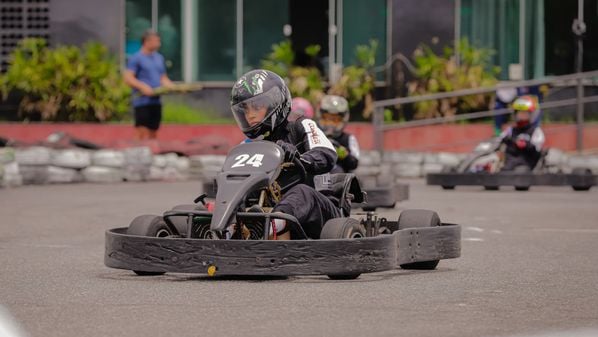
top-left (426, 172), bottom-right (597, 190)
top-left (104, 223), bottom-right (461, 277)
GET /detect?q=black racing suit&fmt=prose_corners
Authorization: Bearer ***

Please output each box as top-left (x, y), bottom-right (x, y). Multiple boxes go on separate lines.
top-left (330, 132), bottom-right (360, 173)
top-left (266, 117), bottom-right (341, 239)
top-left (500, 124), bottom-right (545, 171)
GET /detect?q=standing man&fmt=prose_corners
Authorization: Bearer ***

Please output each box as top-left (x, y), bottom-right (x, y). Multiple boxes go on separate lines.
top-left (124, 30), bottom-right (174, 140)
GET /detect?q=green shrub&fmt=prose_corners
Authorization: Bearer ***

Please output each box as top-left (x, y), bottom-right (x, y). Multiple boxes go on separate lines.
top-left (329, 39), bottom-right (378, 118)
top-left (0, 38), bottom-right (130, 122)
top-left (162, 102), bottom-right (233, 124)
top-left (261, 40), bottom-right (325, 106)
top-left (408, 38), bottom-right (500, 119)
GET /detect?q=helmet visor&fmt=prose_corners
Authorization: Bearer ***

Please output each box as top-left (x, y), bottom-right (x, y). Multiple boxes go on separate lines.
top-left (231, 86), bottom-right (283, 132)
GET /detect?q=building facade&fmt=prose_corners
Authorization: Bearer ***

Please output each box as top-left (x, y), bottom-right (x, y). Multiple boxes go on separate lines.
top-left (1, 0), bottom-right (596, 114)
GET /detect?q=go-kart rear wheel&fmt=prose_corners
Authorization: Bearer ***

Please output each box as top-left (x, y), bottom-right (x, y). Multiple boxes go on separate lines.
top-left (127, 214), bottom-right (173, 276)
top-left (320, 218), bottom-right (365, 280)
top-left (397, 209), bottom-right (441, 270)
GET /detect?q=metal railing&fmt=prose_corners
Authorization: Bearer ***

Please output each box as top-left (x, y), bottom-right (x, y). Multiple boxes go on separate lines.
top-left (372, 70), bottom-right (598, 152)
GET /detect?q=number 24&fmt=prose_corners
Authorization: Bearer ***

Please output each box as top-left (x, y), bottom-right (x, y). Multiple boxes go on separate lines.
top-left (231, 154), bottom-right (264, 168)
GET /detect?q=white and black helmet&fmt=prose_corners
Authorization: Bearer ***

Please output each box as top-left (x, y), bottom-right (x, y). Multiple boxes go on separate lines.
top-left (316, 95), bottom-right (350, 137)
top-left (231, 69), bottom-right (292, 139)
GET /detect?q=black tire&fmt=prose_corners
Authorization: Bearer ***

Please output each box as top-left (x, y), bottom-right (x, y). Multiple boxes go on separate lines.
top-left (571, 168), bottom-right (593, 191)
top-left (440, 167), bottom-right (456, 190)
top-left (320, 217), bottom-right (365, 240)
top-left (127, 215), bottom-right (173, 276)
top-left (513, 165), bottom-right (531, 191)
top-left (397, 209), bottom-right (441, 270)
top-left (170, 204), bottom-right (208, 235)
top-left (320, 218), bottom-right (365, 280)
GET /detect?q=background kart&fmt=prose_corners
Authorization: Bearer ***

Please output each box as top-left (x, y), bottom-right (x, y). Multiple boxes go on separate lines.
top-left (426, 138), bottom-right (597, 191)
top-left (106, 141), bottom-right (460, 279)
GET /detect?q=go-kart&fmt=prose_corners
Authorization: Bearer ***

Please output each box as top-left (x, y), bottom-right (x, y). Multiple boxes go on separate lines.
top-left (105, 141), bottom-right (461, 279)
top-left (426, 138), bottom-right (597, 191)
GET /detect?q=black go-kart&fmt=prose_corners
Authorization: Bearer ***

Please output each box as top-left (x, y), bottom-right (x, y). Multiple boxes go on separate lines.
top-left (105, 141), bottom-right (461, 279)
top-left (426, 138), bottom-right (597, 191)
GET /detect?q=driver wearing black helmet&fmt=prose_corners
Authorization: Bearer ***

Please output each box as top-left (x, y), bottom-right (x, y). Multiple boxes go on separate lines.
top-left (231, 69), bottom-right (340, 240)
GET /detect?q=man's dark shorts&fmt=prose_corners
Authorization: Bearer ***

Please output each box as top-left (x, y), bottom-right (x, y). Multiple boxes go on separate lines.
top-left (134, 104), bottom-right (162, 131)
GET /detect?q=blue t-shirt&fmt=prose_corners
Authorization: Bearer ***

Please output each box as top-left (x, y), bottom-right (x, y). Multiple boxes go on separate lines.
top-left (126, 51), bottom-right (166, 107)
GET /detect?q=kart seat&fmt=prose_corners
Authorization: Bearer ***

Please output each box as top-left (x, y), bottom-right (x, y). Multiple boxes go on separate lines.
top-left (314, 173), bottom-right (366, 216)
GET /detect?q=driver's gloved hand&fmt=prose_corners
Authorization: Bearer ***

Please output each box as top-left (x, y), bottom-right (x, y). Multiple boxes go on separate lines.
top-left (276, 140), bottom-right (298, 162)
top-left (336, 145), bottom-right (349, 160)
top-left (515, 138), bottom-right (529, 149)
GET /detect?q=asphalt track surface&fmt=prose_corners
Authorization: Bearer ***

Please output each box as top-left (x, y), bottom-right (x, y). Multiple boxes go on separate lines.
top-left (1, 180), bottom-right (597, 337)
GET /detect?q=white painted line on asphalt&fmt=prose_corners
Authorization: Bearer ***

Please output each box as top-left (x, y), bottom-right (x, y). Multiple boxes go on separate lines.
top-left (503, 328), bottom-right (598, 337)
top-left (463, 237), bottom-right (484, 242)
top-left (491, 230), bottom-right (503, 234)
top-left (466, 226), bottom-right (485, 232)
top-left (534, 228), bottom-right (598, 234)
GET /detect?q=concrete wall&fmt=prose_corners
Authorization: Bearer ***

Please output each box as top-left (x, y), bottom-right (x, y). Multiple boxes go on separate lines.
top-left (2, 123), bottom-right (598, 153)
top-left (49, 0), bottom-right (124, 57)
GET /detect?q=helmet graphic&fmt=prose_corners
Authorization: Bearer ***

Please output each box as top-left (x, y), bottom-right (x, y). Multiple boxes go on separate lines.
top-left (511, 95), bottom-right (540, 128)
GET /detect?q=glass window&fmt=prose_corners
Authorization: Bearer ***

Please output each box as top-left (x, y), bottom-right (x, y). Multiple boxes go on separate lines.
top-left (243, 0), bottom-right (288, 72)
top-left (196, 0), bottom-right (237, 81)
top-left (125, 0), bottom-right (152, 57)
top-left (342, 0), bottom-right (387, 80)
top-left (158, 0), bottom-right (182, 80)
top-left (460, 0), bottom-right (520, 80)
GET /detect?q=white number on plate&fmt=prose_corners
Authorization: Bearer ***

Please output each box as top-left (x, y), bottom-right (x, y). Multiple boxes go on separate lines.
top-left (231, 154), bottom-right (264, 168)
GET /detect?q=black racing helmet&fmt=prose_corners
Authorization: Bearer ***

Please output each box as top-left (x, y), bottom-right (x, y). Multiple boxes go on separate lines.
top-left (231, 69), bottom-right (292, 139)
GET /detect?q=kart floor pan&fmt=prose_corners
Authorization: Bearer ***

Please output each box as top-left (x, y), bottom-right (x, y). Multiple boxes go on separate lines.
top-left (105, 224), bottom-right (460, 277)
top-left (426, 172), bottom-right (597, 190)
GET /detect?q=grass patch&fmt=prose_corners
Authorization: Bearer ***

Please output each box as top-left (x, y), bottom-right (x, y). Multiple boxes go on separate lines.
top-left (162, 102), bottom-right (233, 124)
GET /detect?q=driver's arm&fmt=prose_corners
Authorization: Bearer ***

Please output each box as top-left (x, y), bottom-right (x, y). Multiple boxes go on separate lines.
top-left (296, 119), bottom-right (337, 174)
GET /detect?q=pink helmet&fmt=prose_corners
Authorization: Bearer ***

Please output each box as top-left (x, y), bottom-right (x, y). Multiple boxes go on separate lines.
top-left (288, 97), bottom-right (315, 121)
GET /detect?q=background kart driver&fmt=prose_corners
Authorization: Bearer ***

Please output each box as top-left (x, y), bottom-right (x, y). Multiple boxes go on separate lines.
top-left (316, 95), bottom-right (360, 173)
top-left (231, 69), bottom-right (340, 240)
top-left (499, 95), bottom-right (545, 171)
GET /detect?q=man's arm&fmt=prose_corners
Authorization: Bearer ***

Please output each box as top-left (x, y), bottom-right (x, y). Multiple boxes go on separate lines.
top-left (123, 70), bottom-right (154, 96)
top-left (160, 74), bottom-right (175, 88)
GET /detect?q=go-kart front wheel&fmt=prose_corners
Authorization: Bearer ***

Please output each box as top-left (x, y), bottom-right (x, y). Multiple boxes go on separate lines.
top-left (320, 217), bottom-right (366, 280)
top-left (571, 168), bottom-right (593, 191)
top-left (397, 209), bottom-right (441, 270)
top-left (170, 204), bottom-right (208, 235)
top-left (127, 214), bottom-right (174, 276)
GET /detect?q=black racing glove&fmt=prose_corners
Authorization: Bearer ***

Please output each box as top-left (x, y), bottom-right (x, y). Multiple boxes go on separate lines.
top-left (276, 140), bottom-right (298, 163)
